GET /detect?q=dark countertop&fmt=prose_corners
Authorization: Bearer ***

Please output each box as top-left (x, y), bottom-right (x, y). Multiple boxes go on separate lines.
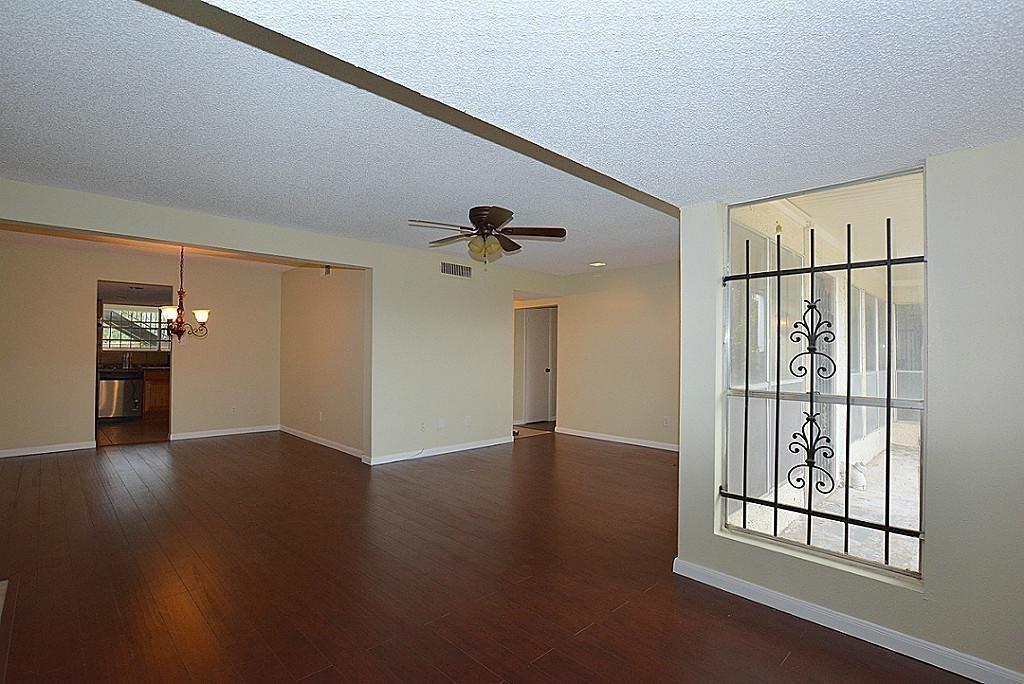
top-left (97, 366), bottom-right (170, 378)
top-left (98, 368), bottom-right (143, 379)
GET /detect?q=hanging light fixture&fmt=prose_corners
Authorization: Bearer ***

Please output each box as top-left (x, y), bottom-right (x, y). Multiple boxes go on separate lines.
top-left (161, 247), bottom-right (210, 341)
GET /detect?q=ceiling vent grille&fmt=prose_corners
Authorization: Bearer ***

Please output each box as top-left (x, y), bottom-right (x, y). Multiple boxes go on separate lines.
top-left (441, 262), bottom-right (472, 279)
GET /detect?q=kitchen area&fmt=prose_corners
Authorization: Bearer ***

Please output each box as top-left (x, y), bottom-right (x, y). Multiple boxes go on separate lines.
top-left (96, 280), bottom-right (172, 446)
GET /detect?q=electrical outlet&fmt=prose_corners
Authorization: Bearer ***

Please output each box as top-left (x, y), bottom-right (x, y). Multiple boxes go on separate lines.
top-left (436, 418), bottom-right (446, 431)
top-left (230, 405), bottom-right (238, 416)
top-left (662, 416), bottom-right (671, 428)
top-left (419, 422), bottom-right (426, 433)
top-left (464, 415), bottom-right (472, 427)
top-left (319, 410), bottom-right (323, 423)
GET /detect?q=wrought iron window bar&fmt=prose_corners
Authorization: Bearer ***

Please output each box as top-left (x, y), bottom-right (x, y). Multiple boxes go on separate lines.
top-left (719, 221), bottom-right (924, 569)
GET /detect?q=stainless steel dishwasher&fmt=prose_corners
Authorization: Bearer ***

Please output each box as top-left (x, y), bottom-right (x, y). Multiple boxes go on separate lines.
top-left (97, 371), bottom-right (144, 419)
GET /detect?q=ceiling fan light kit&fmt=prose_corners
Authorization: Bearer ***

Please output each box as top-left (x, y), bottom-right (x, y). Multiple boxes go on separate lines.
top-left (409, 205), bottom-right (566, 263)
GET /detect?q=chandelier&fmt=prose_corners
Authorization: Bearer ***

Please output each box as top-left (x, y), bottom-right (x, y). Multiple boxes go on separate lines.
top-left (160, 247), bottom-right (210, 341)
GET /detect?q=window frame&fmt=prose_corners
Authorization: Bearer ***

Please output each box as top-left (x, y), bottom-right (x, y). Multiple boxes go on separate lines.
top-left (720, 169), bottom-right (927, 579)
top-left (100, 304), bottom-right (172, 352)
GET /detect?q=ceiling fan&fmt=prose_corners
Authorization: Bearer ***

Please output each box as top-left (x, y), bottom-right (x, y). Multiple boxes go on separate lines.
top-left (409, 206), bottom-right (566, 262)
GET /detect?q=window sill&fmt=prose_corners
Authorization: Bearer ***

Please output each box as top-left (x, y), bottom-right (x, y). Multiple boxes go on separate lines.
top-left (715, 525), bottom-right (925, 592)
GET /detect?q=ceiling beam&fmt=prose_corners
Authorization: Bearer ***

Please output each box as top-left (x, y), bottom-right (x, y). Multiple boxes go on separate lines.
top-left (134, 0), bottom-right (680, 219)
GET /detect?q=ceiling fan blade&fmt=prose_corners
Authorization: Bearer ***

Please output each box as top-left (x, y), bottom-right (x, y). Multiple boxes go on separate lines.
top-left (409, 219), bottom-right (474, 231)
top-left (495, 233), bottom-right (522, 252)
top-left (487, 206), bottom-right (515, 230)
top-left (501, 226), bottom-right (567, 238)
top-left (429, 234), bottom-right (471, 246)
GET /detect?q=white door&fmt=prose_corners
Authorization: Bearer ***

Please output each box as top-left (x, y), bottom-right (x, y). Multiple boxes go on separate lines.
top-left (522, 307), bottom-right (555, 423)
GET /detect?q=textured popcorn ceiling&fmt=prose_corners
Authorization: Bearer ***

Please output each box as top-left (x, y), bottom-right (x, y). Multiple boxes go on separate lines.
top-left (0, 1), bottom-right (677, 275)
top-left (208, 0), bottom-right (1024, 204)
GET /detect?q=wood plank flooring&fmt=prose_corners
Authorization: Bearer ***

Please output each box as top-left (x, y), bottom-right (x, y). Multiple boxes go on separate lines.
top-left (0, 432), bottom-right (963, 682)
top-left (95, 416), bottom-right (169, 447)
top-left (516, 421), bottom-right (555, 433)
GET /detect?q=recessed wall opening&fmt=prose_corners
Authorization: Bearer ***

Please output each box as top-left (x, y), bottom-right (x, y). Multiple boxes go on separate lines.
top-left (279, 263), bottom-right (372, 461)
top-left (512, 299), bottom-right (558, 439)
top-left (722, 170), bottom-right (925, 575)
top-left (0, 223), bottom-right (372, 460)
top-left (96, 280), bottom-right (174, 446)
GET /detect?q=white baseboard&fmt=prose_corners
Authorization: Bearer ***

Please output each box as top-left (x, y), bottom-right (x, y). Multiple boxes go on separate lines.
top-left (279, 425), bottom-right (366, 461)
top-left (0, 440), bottom-right (96, 459)
top-left (672, 558), bottom-right (1023, 684)
top-left (372, 436), bottom-right (512, 466)
top-left (169, 424), bottom-right (280, 441)
top-left (553, 427), bottom-right (677, 452)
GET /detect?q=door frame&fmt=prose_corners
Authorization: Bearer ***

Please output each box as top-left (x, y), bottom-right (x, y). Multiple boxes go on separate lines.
top-left (514, 304), bottom-right (557, 425)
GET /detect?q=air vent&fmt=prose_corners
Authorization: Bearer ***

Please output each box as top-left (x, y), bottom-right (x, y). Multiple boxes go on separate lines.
top-left (441, 262), bottom-right (472, 279)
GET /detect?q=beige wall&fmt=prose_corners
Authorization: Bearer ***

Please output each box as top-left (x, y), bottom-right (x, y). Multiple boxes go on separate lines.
top-left (280, 266), bottom-right (369, 456)
top-left (0, 231), bottom-right (281, 451)
top-left (677, 138), bottom-right (1024, 673)
top-left (554, 261), bottom-right (680, 447)
top-left (0, 178), bottom-right (679, 465)
top-left (0, 178), bottom-right (564, 461)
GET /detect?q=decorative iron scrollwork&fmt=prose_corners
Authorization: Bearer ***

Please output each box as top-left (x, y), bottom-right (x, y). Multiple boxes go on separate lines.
top-left (787, 411), bottom-right (835, 494)
top-left (789, 298), bottom-right (836, 380)
top-left (720, 224), bottom-right (924, 568)
top-left (786, 294), bottom-right (837, 496)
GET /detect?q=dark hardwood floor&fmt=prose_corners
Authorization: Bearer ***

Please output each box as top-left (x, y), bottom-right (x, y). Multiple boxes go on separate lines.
top-left (0, 432), bottom-right (962, 683)
top-left (515, 421), bottom-right (555, 432)
top-left (96, 415), bottom-right (169, 447)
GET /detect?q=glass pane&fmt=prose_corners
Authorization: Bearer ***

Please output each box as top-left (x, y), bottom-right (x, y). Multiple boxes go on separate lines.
top-left (728, 223), bottom-right (769, 276)
top-left (889, 535), bottom-right (920, 575)
top-left (848, 527), bottom-right (885, 567)
top-left (894, 263), bottom-right (924, 404)
top-left (848, 402), bottom-right (867, 447)
top-left (834, 265), bottom-right (922, 403)
top-left (850, 287), bottom-right (863, 375)
top-left (811, 271), bottom-right (839, 397)
top-left (727, 280), bottom-right (771, 390)
top-left (776, 272), bottom-right (806, 392)
top-left (729, 173), bottom-right (924, 270)
top-left (727, 396), bottom-right (833, 526)
top-left (725, 395), bottom-right (771, 503)
top-left (889, 409), bottom-right (922, 532)
top-left (778, 514), bottom-right (807, 546)
top-left (101, 304), bottom-right (167, 351)
top-left (810, 517), bottom-right (845, 556)
top-left (757, 269), bottom-right (841, 396)
top-left (865, 293), bottom-right (878, 372)
top-left (786, 173), bottom-right (924, 265)
top-left (725, 173), bottom-right (924, 574)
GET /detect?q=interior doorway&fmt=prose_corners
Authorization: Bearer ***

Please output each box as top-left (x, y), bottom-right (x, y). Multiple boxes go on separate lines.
top-left (95, 280), bottom-right (173, 446)
top-left (513, 305), bottom-right (557, 438)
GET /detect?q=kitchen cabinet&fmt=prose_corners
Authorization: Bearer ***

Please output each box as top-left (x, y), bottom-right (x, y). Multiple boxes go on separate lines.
top-left (143, 369), bottom-right (170, 415)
